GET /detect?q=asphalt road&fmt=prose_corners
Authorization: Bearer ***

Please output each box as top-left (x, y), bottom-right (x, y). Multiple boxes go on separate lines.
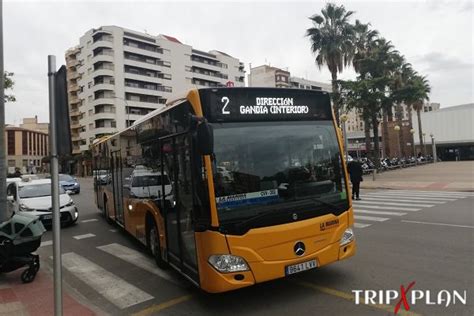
top-left (37, 178), bottom-right (474, 315)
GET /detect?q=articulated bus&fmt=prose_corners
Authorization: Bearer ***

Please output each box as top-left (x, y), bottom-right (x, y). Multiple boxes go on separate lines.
top-left (92, 87), bottom-right (355, 293)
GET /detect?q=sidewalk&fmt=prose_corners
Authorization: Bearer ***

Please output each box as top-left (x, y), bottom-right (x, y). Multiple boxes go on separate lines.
top-left (361, 161), bottom-right (474, 191)
top-left (0, 268), bottom-right (100, 316)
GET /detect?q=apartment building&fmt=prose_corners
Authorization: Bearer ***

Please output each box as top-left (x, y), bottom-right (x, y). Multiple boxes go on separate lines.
top-left (19, 116), bottom-right (49, 134)
top-left (248, 65), bottom-right (332, 92)
top-left (66, 26), bottom-right (245, 153)
top-left (5, 126), bottom-right (49, 174)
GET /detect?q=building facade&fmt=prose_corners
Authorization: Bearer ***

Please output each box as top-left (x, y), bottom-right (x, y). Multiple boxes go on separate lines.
top-left (66, 26), bottom-right (246, 153)
top-left (412, 103), bottom-right (474, 161)
top-left (248, 65), bottom-right (331, 92)
top-left (4, 126), bottom-right (49, 174)
top-left (19, 116), bottom-right (49, 134)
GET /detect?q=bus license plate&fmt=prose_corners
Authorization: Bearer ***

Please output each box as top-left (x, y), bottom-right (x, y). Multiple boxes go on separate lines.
top-left (285, 259), bottom-right (317, 275)
top-left (42, 214), bottom-right (52, 220)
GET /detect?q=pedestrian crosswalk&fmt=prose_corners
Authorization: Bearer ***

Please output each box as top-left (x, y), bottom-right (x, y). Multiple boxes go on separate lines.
top-left (36, 189), bottom-right (472, 311)
top-left (352, 190), bottom-right (473, 229)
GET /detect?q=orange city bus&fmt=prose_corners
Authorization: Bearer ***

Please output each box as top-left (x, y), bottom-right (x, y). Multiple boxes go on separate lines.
top-left (92, 87), bottom-right (356, 293)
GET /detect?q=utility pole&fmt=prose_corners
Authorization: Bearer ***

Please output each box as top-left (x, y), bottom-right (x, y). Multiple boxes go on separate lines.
top-left (48, 55), bottom-right (63, 315)
top-left (0, 0), bottom-right (8, 223)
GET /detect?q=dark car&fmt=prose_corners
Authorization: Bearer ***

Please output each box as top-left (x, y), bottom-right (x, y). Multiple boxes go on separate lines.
top-left (59, 174), bottom-right (80, 194)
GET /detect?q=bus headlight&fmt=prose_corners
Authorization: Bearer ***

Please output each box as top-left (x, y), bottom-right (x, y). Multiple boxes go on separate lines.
top-left (208, 254), bottom-right (249, 273)
top-left (340, 227), bottom-right (354, 246)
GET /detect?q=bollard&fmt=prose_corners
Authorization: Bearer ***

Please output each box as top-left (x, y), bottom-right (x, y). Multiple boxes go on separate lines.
top-left (372, 169), bottom-right (376, 181)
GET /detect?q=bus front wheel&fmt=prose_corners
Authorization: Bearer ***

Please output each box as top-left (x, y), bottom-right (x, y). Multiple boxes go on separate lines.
top-left (148, 220), bottom-right (168, 269)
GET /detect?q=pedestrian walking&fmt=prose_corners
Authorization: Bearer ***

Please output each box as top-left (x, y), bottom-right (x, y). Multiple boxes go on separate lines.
top-left (347, 159), bottom-right (363, 200)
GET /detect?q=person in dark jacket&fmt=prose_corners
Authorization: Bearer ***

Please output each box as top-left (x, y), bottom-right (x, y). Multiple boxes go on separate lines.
top-left (347, 159), bottom-right (363, 200)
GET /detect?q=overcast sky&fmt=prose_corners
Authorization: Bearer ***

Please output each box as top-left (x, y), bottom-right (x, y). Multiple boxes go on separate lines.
top-left (3, 0), bottom-right (473, 124)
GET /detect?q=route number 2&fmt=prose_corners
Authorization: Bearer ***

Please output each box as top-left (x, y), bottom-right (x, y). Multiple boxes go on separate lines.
top-left (221, 96), bottom-right (230, 115)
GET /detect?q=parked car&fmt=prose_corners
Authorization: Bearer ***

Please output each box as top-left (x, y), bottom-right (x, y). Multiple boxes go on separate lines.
top-left (58, 174), bottom-right (80, 194)
top-left (6, 179), bottom-right (78, 227)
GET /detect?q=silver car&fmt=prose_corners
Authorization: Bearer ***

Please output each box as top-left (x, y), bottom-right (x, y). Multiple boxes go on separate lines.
top-left (6, 179), bottom-right (79, 226)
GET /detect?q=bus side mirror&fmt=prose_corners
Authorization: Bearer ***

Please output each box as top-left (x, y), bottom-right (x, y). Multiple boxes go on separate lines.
top-left (197, 122), bottom-right (214, 155)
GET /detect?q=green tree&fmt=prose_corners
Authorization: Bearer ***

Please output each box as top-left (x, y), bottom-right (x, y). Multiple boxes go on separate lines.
top-left (306, 3), bottom-right (356, 126)
top-left (4, 71), bottom-right (15, 102)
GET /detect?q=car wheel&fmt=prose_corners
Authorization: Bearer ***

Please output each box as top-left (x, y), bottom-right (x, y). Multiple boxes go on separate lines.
top-left (148, 220), bottom-right (168, 269)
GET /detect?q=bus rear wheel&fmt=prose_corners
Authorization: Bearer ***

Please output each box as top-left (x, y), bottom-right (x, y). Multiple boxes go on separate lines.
top-left (148, 221), bottom-right (168, 269)
top-left (103, 198), bottom-right (113, 225)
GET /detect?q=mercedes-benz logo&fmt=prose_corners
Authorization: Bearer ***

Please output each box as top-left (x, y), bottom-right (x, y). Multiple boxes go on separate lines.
top-left (294, 241), bottom-right (305, 256)
top-left (292, 213), bottom-right (298, 221)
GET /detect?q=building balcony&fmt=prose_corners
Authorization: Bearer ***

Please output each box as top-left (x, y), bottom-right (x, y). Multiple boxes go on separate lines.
top-left (70, 109), bottom-right (81, 117)
top-left (124, 86), bottom-right (169, 97)
top-left (91, 98), bottom-right (115, 107)
top-left (124, 59), bottom-right (168, 72)
top-left (91, 40), bottom-right (113, 51)
top-left (124, 72), bottom-right (167, 85)
top-left (123, 44), bottom-right (163, 59)
top-left (68, 83), bottom-right (79, 92)
top-left (92, 68), bottom-right (114, 78)
top-left (191, 59), bottom-right (225, 72)
top-left (71, 135), bottom-right (82, 142)
top-left (67, 71), bottom-right (80, 81)
top-left (92, 83), bottom-right (115, 93)
top-left (71, 122), bottom-right (82, 129)
top-left (92, 54), bottom-right (114, 64)
top-left (93, 126), bottom-right (117, 135)
top-left (125, 100), bottom-right (162, 109)
top-left (191, 72), bottom-right (226, 85)
top-left (92, 112), bottom-right (116, 120)
top-left (67, 58), bottom-right (79, 68)
top-left (69, 96), bottom-right (80, 105)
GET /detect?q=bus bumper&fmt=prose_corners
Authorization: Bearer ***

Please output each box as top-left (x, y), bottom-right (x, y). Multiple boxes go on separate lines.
top-left (200, 239), bottom-right (356, 293)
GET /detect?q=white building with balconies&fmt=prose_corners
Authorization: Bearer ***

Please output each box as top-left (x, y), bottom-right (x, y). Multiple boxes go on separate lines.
top-left (66, 26), bottom-right (245, 152)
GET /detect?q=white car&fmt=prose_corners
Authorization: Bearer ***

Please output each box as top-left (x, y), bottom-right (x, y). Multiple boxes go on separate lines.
top-left (127, 169), bottom-right (173, 200)
top-left (6, 179), bottom-right (78, 226)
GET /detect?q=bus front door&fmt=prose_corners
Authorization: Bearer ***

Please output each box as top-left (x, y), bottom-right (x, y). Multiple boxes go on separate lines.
top-left (111, 151), bottom-right (124, 225)
top-left (161, 135), bottom-right (199, 284)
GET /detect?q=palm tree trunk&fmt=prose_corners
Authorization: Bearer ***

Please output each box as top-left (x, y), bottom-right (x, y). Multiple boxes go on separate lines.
top-left (382, 108), bottom-right (390, 158)
top-left (331, 71), bottom-right (340, 127)
top-left (364, 117), bottom-right (371, 159)
top-left (417, 108), bottom-right (424, 155)
top-left (395, 103), bottom-right (405, 157)
top-left (371, 115), bottom-right (381, 169)
top-left (407, 106), bottom-right (415, 157)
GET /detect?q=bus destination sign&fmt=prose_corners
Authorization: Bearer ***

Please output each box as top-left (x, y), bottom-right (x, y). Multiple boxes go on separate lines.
top-left (200, 88), bottom-right (333, 122)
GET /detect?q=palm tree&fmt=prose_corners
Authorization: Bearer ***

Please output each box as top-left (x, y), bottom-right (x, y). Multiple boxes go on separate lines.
top-left (306, 3), bottom-right (356, 125)
top-left (412, 75), bottom-right (431, 155)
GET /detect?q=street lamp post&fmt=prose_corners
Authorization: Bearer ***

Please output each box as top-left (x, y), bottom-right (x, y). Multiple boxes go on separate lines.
top-left (340, 114), bottom-right (349, 160)
top-left (355, 140), bottom-right (359, 159)
top-left (430, 133), bottom-right (437, 163)
top-left (422, 132), bottom-right (427, 157)
top-left (410, 129), bottom-right (417, 165)
top-left (394, 125), bottom-right (401, 158)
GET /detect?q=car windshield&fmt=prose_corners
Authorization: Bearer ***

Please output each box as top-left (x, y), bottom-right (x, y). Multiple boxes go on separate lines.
top-left (59, 174), bottom-right (74, 182)
top-left (19, 183), bottom-right (66, 198)
top-left (213, 121), bottom-right (348, 224)
top-left (131, 175), bottom-right (170, 187)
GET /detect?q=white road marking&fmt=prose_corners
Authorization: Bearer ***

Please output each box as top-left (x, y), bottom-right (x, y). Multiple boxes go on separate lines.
top-left (355, 209), bottom-right (407, 216)
top-left (371, 192), bottom-right (467, 199)
top-left (393, 190), bottom-right (473, 196)
top-left (354, 223), bottom-right (371, 228)
top-left (354, 204), bottom-right (421, 211)
top-left (365, 194), bottom-right (456, 202)
top-left (61, 252), bottom-right (154, 309)
top-left (354, 215), bottom-right (389, 222)
top-left (401, 220), bottom-right (474, 229)
top-left (357, 196), bottom-right (446, 204)
top-left (73, 233), bottom-right (95, 240)
top-left (353, 200), bottom-right (434, 207)
top-left (81, 219), bottom-right (99, 223)
top-left (40, 240), bottom-right (53, 247)
top-left (109, 229), bottom-right (117, 233)
top-left (97, 243), bottom-right (178, 284)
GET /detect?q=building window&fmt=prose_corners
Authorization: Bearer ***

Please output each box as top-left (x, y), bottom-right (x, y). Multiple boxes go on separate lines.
top-left (7, 131), bottom-right (15, 155)
top-left (8, 160), bottom-right (15, 167)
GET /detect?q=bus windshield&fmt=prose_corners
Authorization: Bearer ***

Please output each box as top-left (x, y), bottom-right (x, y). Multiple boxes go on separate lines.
top-left (213, 121), bottom-right (348, 231)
